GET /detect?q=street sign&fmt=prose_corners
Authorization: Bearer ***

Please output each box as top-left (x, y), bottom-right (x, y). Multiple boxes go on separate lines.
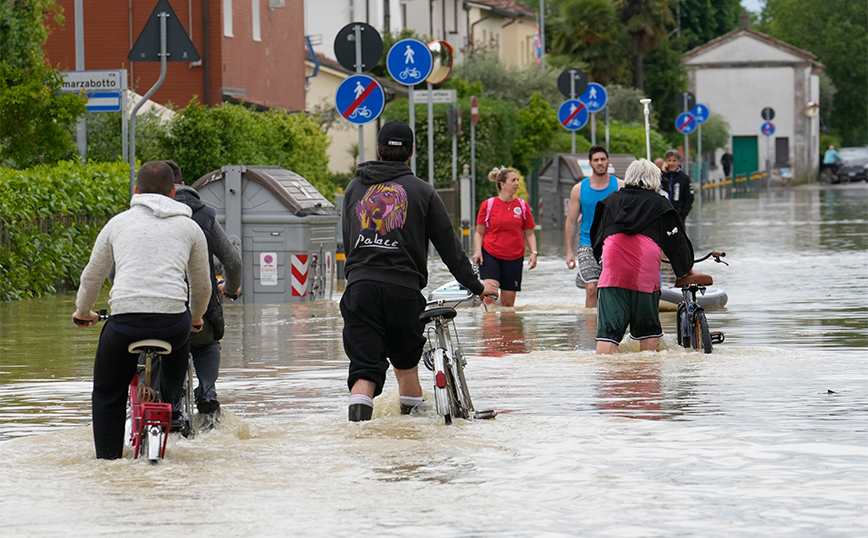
top-left (336, 75), bottom-right (384, 125)
top-left (386, 39), bottom-right (432, 86)
top-left (761, 122), bottom-right (775, 136)
top-left (581, 82), bottom-right (607, 113)
top-left (62, 70), bottom-right (125, 93)
top-left (675, 112), bottom-right (697, 134)
top-left (558, 100), bottom-right (588, 131)
top-left (84, 91), bottom-right (123, 113)
top-left (676, 91), bottom-right (695, 112)
top-left (470, 96), bottom-right (479, 125)
top-left (334, 22), bottom-right (382, 72)
top-left (128, 0), bottom-right (200, 62)
top-left (557, 68), bottom-right (588, 98)
top-left (761, 107), bottom-right (775, 121)
top-left (412, 89), bottom-right (456, 103)
top-left (692, 103), bottom-right (709, 123)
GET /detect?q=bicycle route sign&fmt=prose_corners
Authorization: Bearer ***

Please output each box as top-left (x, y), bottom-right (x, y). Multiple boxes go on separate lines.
top-left (761, 121), bottom-right (775, 136)
top-left (336, 74), bottom-right (384, 125)
top-left (692, 103), bottom-right (709, 123)
top-left (386, 39), bottom-right (432, 86)
top-left (558, 99), bottom-right (589, 131)
top-left (581, 82), bottom-right (607, 113)
top-left (675, 112), bottom-right (697, 134)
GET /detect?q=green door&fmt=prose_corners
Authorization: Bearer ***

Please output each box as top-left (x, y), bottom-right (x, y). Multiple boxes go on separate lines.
top-left (732, 136), bottom-right (758, 177)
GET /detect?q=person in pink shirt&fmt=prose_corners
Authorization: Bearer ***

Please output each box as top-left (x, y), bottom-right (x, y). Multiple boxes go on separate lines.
top-left (472, 167), bottom-right (538, 307)
top-left (590, 159), bottom-right (695, 354)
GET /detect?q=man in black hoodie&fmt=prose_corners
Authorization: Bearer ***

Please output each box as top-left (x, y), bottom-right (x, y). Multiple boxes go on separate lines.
top-left (341, 120), bottom-right (498, 421)
top-left (661, 149), bottom-right (694, 221)
top-left (166, 161), bottom-right (242, 422)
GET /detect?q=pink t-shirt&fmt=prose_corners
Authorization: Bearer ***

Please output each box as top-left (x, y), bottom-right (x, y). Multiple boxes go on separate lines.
top-left (598, 233), bottom-right (662, 292)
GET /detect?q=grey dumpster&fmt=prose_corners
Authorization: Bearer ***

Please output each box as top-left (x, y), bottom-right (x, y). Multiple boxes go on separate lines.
top-left (537, 154), bottom-right (584, 231)
top-left (192, 165), bottom-right (339, 304)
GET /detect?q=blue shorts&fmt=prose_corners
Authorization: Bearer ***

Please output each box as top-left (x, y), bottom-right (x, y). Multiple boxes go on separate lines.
top-left (478, 248), bottom-right (524, 291)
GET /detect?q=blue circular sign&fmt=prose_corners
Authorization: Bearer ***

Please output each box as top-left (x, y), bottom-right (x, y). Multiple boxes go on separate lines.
top-left (581, 83), bottom-right (608, 113)
top-left (676, 112), bottom-right (697, 134)
top-left (336, 75), bottom-right (384, 125)
top-left (386, 39), bottom-right (433, 86)
top-left (692, 103), bottom-right (709, 124)
top-left (558, 100), bottom-right (588, 131)
top-left (761, 122), bottom-right (775, 137)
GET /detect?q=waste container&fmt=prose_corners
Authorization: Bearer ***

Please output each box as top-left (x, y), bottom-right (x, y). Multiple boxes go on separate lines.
top-left (537, 154), bottom-right (584, 231)
top-left (192, 165), bottom-right (339, 304)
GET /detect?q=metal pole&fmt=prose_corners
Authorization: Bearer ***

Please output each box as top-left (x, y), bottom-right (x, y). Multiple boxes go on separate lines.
top-left (410, 89), bottom-right (416, 174)
top-left (698, 122), bottom-right (703, 180)
top-left (570, 74), bottom-right (575, 154)
top-left (355, 24), bottom-right (364, 163)
top-left (121, 71), bottom-right (128, 161)
top-left (427, 83), bottom-right (434, 187)
top-left (640, 99), bottom-right (651, 160)
top-left (591, 112), bottom-right (596, 146)
top-left (605, 105), bottom-right (610, 152)
top-left (471, 108), bottom-right (476, 210)
top-left (539, 0), bottom-right (545, 69)
top-left (129, 12), bottom-right (169, 197)
top-left (75, 0), bottom-right (86, 162)
top-left (451, 97), bottom-right (457, 186)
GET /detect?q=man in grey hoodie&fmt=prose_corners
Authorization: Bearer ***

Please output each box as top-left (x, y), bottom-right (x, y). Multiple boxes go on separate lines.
top-left (166, 160), bottom-right (242, 420)
top-left (73, 161), bottom-right (211, 459)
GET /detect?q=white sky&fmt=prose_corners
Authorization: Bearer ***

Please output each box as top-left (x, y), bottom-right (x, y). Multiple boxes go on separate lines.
top-left (741, 0), bottom-right (765, 13)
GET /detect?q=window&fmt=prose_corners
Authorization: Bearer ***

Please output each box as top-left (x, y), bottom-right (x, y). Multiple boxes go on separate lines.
top-left (252, 0), bottom-right (261, 42)
top-left (223, 0), bottom-right (233, 37)
top-left (269, 0), bottom-right (285, 6)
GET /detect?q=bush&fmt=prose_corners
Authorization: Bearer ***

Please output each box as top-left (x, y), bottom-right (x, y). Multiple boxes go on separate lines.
top-left (0, 161), bottom-right (129, 300)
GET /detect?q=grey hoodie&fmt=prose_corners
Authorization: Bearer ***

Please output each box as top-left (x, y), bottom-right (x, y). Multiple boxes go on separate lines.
top-left (75, 193), bottom-right (211, 320)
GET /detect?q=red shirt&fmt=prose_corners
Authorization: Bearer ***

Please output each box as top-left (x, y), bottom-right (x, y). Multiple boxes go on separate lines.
top-left (476, 198), bottom-right (535, 260)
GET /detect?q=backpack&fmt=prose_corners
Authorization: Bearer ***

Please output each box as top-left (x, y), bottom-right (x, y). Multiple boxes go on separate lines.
top-left (484, 197), bottom-right (528, 227)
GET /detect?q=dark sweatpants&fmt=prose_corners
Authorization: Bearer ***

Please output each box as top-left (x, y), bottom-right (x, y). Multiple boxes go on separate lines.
top-left (91, 311), bottom-right (191, 459)
top-left (340, 281), bottom-right (426, 397)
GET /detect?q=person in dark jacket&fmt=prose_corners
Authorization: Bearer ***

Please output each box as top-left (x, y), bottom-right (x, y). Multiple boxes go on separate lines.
top-left (165, 161), bottom-right (242, 421)
top-left (720, 147), bottom-right (733, 178)
top-left (661, 149), bottom-right (694, 221)
top-left (341, 120), bottom-right (498, 421)
top-left (590, 159), bottom-right (695, 355)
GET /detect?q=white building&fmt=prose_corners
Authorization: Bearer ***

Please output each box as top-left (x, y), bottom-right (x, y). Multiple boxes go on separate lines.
top-left (683, 15), bottom-right (823, 181)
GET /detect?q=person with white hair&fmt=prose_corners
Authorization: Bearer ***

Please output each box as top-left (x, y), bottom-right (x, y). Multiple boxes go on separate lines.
top-left (589, 159), bottom-right (696, 355)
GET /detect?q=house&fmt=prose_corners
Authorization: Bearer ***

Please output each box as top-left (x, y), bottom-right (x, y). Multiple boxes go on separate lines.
top-left (683, 13), bottom-right (823, 181)
top-left (44, 0), bottom-right (306, 112)
top-left (305, 52), bottom-right (406, 173)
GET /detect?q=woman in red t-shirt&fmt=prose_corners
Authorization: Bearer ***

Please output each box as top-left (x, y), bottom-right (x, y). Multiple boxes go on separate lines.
top-left (471, 167), bottom-right (538, 307)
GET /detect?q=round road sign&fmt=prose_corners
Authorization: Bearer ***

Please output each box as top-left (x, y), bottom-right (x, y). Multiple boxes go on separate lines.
top-left (558, 100), bottom-right (588, 131)
top-left (761, 122), bottom-right (775, 136)
top-left (335, 75), bottom-right (384, 125)
top-left (471, 95), bottom-right (479, 125)
top-left (334, 22), bottom-right (383, 73)
top-left (676, 91), bottom-right (696, 112)
top-left (557, 69), bottom-right (588, 98)
top-left (675, 112), bottom-right (697, 134)
top-left (581, 83), bottom-right (607, 113)
top-left (761, 107), bottom-right (775, 121)
top-left (386, 39), bottom-right (432, 86)
top-left (692, 103), bottom-right (709, 123)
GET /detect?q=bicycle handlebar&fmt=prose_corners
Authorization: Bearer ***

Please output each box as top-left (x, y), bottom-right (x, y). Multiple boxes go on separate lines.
top-left (662, 251), bottom-right (729, 266)
top-left (72, 308), bottom-right (108, 327)
top-left (426, 294), bottom-right (495, 308)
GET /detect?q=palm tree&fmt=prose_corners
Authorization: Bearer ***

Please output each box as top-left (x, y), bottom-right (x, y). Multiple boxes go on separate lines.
top-left (616, 0), bottom-right (674, 90)
top-left (548, 0), bottom-right (626, 84)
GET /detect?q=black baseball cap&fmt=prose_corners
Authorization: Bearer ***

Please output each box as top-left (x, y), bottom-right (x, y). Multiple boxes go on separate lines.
top-left (377, 120), bottom-right (414, 148)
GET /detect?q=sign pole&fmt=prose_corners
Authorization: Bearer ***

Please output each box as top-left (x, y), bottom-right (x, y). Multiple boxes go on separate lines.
top-left (354, 24), bottom-right (364, 164)
top-left (121, 70), bottom-right (128, 162)
top-left (451, 95), bottom-right (457, 186)
top-left (640, 99), bottom-right (652, 160)
top-left (570, 76), bottom-right (576, 154)
top-left (409, 89), bottom-right (416, 174)
top-left (471, 97), bottom-right (477, 212)
top-left (129, 12), bottom-right (169, 198)
top-left (427, 83), bottom-right (434, 187)
top-left (591, 112), bottom-right (596, 146)
top-left (74, 0), bottom-right (86, 162)
top-left (605, 105), bottom-right (610, 152)
top-left (698, 122), bottom-right (702, 181)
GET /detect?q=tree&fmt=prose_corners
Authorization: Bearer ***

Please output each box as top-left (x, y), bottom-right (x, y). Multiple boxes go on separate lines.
top-left (616, 0), bottom-right (674, 90)
top-left (759, 0), bottom-right (868, 145)
top-left (513, 92), bottom-right (561, 173)
top-left (674, 0), bottom-right (741, 51)
top-left (449, 50), bottom-right (561, 107)
top-left (547, 0), bottom-right (628, 83)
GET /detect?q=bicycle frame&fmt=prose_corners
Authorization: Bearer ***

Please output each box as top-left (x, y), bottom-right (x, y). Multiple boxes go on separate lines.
top-left (671, 251), bottom-right (728, 353)
top-left (127, 343), bottom-right (173, 463)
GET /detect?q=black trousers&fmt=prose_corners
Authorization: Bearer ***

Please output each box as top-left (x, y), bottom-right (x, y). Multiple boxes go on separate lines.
top-left (91, 311), bottom-right (191, 459)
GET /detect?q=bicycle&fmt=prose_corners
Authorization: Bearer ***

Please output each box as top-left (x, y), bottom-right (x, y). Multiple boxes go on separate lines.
top-left (819, 161), bottom-right (849, 184)
top-left (419, 293), bottom-right (497, 425)
top-left (667, 251), bottom-right (729, 354)
top-left (85, 310), bottom-right (196, 463)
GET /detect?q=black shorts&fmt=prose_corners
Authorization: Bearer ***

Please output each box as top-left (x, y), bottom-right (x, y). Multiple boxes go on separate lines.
top-left (596, 287), bottom-right (663, 344)
top-left (478, 248), bottom-right (524, 291)
top-left (340, 280), bottom-right (426, 397)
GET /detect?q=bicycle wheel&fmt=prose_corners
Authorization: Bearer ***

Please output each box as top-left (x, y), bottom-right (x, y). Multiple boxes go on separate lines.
top-left (450, 352), bottom-right (474, 420)
top-left (819, 168), bottom-right (832, 184)
top-left (432, 349), bottom-right (456, 425)
top-left (690, 310), bottom-right (713, 353)
top-left (677, 304), bottom-right (691, 348)
top-left (181, 356), bottom-right (196, 439)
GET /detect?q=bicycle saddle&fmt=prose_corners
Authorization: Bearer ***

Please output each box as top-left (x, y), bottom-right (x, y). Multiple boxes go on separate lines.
top-left (675, 271), bottom-right (713, 287)
top-left (128, 339), bottom-right (173, 355)
top-left (418, 307), bottom-right (457, 324)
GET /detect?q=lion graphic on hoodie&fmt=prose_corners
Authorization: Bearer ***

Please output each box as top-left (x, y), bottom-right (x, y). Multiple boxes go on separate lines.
top-left (355, 182), bottom-right (408, 235)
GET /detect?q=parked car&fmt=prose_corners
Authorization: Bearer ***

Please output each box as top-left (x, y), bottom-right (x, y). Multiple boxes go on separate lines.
top-left (838, 146), bottom-right (868, 182)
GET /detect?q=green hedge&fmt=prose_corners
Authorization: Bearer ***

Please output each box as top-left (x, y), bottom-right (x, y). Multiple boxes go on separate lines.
top-left (0, 161), bottom-right (128, 300)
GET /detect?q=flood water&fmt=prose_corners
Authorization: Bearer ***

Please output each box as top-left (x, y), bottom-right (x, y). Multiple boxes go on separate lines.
top-left (1, 183), bottom-right (867, 536)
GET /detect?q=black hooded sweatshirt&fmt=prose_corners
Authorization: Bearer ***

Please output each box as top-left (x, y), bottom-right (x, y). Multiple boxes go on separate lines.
top-left (342, 160), bottom-right (483, 295)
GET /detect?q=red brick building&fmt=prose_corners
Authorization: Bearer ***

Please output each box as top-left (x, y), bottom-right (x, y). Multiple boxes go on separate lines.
top-left (44, 0), bottom-right (305, 112)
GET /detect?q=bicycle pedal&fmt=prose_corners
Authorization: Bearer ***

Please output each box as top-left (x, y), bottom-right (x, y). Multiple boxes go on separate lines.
top-left (473, 409), bottom-right (497, 420)
top-left (711, 332), bottom-right (725, 344)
